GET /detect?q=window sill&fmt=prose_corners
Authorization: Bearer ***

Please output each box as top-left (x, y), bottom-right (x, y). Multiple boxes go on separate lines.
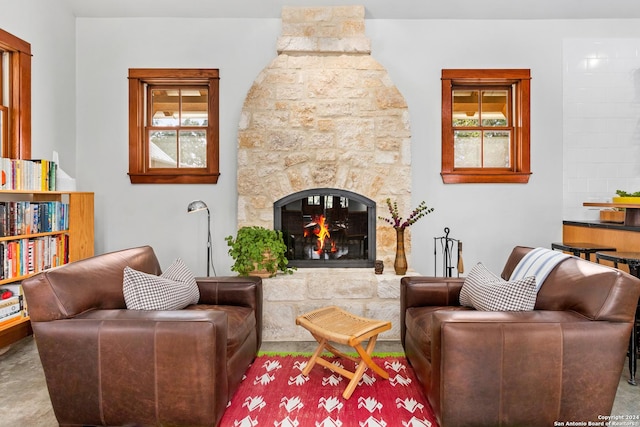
top-left (128, 173), bottom-right (220, 184)
top-left (441, 171), bottom-right (531, 184)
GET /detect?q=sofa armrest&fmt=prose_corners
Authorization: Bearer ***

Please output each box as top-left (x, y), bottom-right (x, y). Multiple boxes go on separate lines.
top-left (401, 276), bottom-right (465, 308)
top-left (196, 276), bottom-right (262, 307)
top-left (429, 310), bottom-right (631, 424)
top-left (196, 276), bottom-right (263, 348)
top-left (400, 276), bottom-right (464, 346)
top-left (31, 309), bottom-right (230, 426)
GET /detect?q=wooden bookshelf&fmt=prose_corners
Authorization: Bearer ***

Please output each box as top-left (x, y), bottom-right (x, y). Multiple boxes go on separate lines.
top-left (0, 191), bottom-right (94, 348)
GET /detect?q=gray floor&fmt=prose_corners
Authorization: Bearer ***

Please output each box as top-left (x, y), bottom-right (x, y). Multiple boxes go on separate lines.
top-left (1, 337), bottom-right (638, 426)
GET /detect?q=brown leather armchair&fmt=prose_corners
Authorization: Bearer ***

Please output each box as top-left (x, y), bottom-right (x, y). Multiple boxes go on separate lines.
top-left (22, 246), bottom-right (262, 427)
top-left (401, 246), bottom-right (640, 427)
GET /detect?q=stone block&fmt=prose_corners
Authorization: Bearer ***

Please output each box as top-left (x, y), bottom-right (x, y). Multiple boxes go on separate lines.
top-left (306, 275), bottom-right (376, 299)
top-left (365, 301), bottom-right (401, 340)
top-left (284, 153), bottom-right (310, 167)
top-left (277, 36), bottom-right (318, 54)
top-left (374, 151), bottom-right (398, 165)
top-left (263, 303), bottom-right (299, 341)
top-left (376, 274), bottom-right (401, 299)
top-left (264, 277), bottom-right (307, 301)
top-left (317, 37), bottom-right (371, 54)
top-left (341, 20), bottom-right (366, 37)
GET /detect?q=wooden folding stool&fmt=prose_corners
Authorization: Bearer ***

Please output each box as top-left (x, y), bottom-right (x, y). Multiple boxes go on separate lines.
top-left (295, 305), bottom-right (392, 399)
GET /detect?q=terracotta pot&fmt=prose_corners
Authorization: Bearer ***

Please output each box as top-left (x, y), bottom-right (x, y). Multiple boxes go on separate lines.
top-left (249, 250), bottom-right (276, 278)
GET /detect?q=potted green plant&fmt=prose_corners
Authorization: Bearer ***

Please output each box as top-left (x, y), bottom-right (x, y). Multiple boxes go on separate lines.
top-left (225, 226), bottom-right (295, 277)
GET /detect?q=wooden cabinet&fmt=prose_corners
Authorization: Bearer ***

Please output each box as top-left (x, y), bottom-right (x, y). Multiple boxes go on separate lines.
top-left (0, 191), bottom-right (94, 348)
top-left (563, 220), bottom-right (640, 273)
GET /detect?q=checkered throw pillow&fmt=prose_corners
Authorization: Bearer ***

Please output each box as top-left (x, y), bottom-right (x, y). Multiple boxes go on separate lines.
top-left (123, 258), bottom-right (200, 310)
top-left (460, 262), bottom-right (537, 311)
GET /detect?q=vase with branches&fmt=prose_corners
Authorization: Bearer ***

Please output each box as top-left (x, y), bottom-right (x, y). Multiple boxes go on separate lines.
top-left (379, 198), bottom-right (434, 274)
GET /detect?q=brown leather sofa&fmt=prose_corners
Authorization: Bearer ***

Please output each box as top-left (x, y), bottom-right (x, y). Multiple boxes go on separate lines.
top-left (401, 246), bottom-right (640, 427)
top-left (22, 245), bottom-right (262, 427)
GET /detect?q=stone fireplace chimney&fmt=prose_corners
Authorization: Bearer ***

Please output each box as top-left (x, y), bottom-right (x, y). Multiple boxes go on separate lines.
top-left (237, 5), bottom-right (412, 269)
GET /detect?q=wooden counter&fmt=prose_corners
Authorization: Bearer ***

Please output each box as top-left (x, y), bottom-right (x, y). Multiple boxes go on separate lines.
top-left (563, 220), bottom-right (640, 272)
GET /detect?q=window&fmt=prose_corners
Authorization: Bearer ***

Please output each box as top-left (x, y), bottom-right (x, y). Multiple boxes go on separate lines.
top-left (441, 69), bottom-right (531, 184)
top-left (0, 28), bottom-right (31, 159)
top-left (128, 69), bottom-right (220, 184)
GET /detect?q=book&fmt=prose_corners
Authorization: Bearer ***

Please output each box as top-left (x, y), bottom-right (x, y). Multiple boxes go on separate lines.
top-left (0, 284), bottom-right (26, 318)
top-left (0, 295), bottom-right (21, 321)
top-left (0, 311), bottom-right (23, 328)
top-left (0, 158), bottom-right (59, 191)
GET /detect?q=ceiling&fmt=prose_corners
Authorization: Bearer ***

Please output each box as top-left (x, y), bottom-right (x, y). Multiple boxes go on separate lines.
top-left (63, 0), bottom-right (640, 20)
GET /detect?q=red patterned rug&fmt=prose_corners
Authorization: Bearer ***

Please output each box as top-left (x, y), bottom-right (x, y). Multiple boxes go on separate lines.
top-left (220, 353), bottom-right (439, 427)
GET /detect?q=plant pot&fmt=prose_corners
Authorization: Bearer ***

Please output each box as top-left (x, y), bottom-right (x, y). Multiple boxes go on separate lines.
top-left (249, 268), bottom-right (273, 278)
top-left (249, 250), bottom-right (276, 278)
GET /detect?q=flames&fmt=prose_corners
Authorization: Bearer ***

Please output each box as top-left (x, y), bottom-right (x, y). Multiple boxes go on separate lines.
top-left (304, 215), bottom-right (337, 255)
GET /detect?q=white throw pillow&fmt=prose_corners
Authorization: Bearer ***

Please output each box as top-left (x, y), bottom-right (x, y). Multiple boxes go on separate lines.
top-left (460, 262), bottom-right (537, 311)
top-left (123, 258), bottom-right (200, 310)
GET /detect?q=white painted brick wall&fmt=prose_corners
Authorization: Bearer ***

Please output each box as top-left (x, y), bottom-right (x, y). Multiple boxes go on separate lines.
top-left (564, 39), bottom-right (640, 221)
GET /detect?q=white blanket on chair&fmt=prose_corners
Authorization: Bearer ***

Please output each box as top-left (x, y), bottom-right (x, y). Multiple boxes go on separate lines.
top-left (509, 247), bottom-right (571, 291)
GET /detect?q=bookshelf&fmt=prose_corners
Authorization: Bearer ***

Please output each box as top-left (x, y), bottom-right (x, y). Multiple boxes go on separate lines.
top-left (0, 191), bottom-right (94, 348)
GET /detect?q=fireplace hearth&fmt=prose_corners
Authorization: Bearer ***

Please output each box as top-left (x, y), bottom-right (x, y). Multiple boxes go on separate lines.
top-left (274, 188), bottom-right (375, 268)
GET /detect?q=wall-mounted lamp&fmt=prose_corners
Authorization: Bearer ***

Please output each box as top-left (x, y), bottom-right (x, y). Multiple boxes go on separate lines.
top-left (187, 200), bottom-right (215, 276)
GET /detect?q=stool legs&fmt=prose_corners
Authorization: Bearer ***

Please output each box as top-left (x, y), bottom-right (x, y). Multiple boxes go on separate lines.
top-left (302, 332), bottom-right (388, 399)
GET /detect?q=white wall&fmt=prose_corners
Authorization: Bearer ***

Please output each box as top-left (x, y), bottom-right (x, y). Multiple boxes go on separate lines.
top-left (74, 18), bottom-right (280, 275)
top-left (0, 0), bottom-right (77, 173)
top-left (5, 4), bottom-right (640, 276)
top-left (370, 19), bottom-right (568, 274)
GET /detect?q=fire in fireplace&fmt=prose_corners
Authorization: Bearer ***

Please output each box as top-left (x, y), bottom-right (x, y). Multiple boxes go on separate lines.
top-left (274, 188), bottom-right (376, 268)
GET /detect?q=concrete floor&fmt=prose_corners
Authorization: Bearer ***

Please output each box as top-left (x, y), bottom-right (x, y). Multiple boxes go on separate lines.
top-left (1, 337), bottom-right (638, 426)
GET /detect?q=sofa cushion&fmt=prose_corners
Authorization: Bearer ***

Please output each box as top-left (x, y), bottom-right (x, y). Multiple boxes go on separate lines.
top-left (460, 262), bottom-right (537, 311)
top-left (123, 258), bottom-right (200, 310)
top-left (459, 262), bottom-right (502, 307)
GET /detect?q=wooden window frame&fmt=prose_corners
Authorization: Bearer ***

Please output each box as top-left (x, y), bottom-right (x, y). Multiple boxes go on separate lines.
top-left (0, 28), bottom-right (31, 159)
top-left (441, 69), bottom-right (531, 184)
top-left (128, 68), bottom-right (220, 184)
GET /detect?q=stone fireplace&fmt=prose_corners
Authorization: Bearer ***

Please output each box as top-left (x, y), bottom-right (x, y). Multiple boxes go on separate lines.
top-left (236, 5), bottom-right (415, 341)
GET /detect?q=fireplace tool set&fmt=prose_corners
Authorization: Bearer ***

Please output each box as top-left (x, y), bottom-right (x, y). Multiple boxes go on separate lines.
top-left (434, 227), bottom-right (464, 277)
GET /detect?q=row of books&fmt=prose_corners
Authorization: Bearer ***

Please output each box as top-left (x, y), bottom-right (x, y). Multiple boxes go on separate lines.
top-left (1, 158), bottom-right (57, 191)
top-left (0, 284), bottom-right (26, 328)
top-left (0, 234), bottom-right (69, 280)
top-left (0, 201), bottom-right (69, 237)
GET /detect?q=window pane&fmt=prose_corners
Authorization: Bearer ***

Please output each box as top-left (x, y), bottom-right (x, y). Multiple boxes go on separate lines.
top-left (481, 90), bottom-right (508, 126)
top-left (452, 90), bottom-right (479, 127)
top-left (483, 131), bottom-right (511, 167)
top-left (181, 89), bottom-right (208, 127)
top-left (454, 130), bottom-right (481, 167)
top-left (151, 89), bottom-right (179, 127)
top-left (179, 130), bottom-right (207, 168)
top-left (149, 130), bottom-right (177, 168)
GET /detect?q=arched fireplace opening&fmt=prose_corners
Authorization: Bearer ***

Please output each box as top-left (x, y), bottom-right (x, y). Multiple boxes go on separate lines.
top-left (274, 188), bottom-right (376, 268)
